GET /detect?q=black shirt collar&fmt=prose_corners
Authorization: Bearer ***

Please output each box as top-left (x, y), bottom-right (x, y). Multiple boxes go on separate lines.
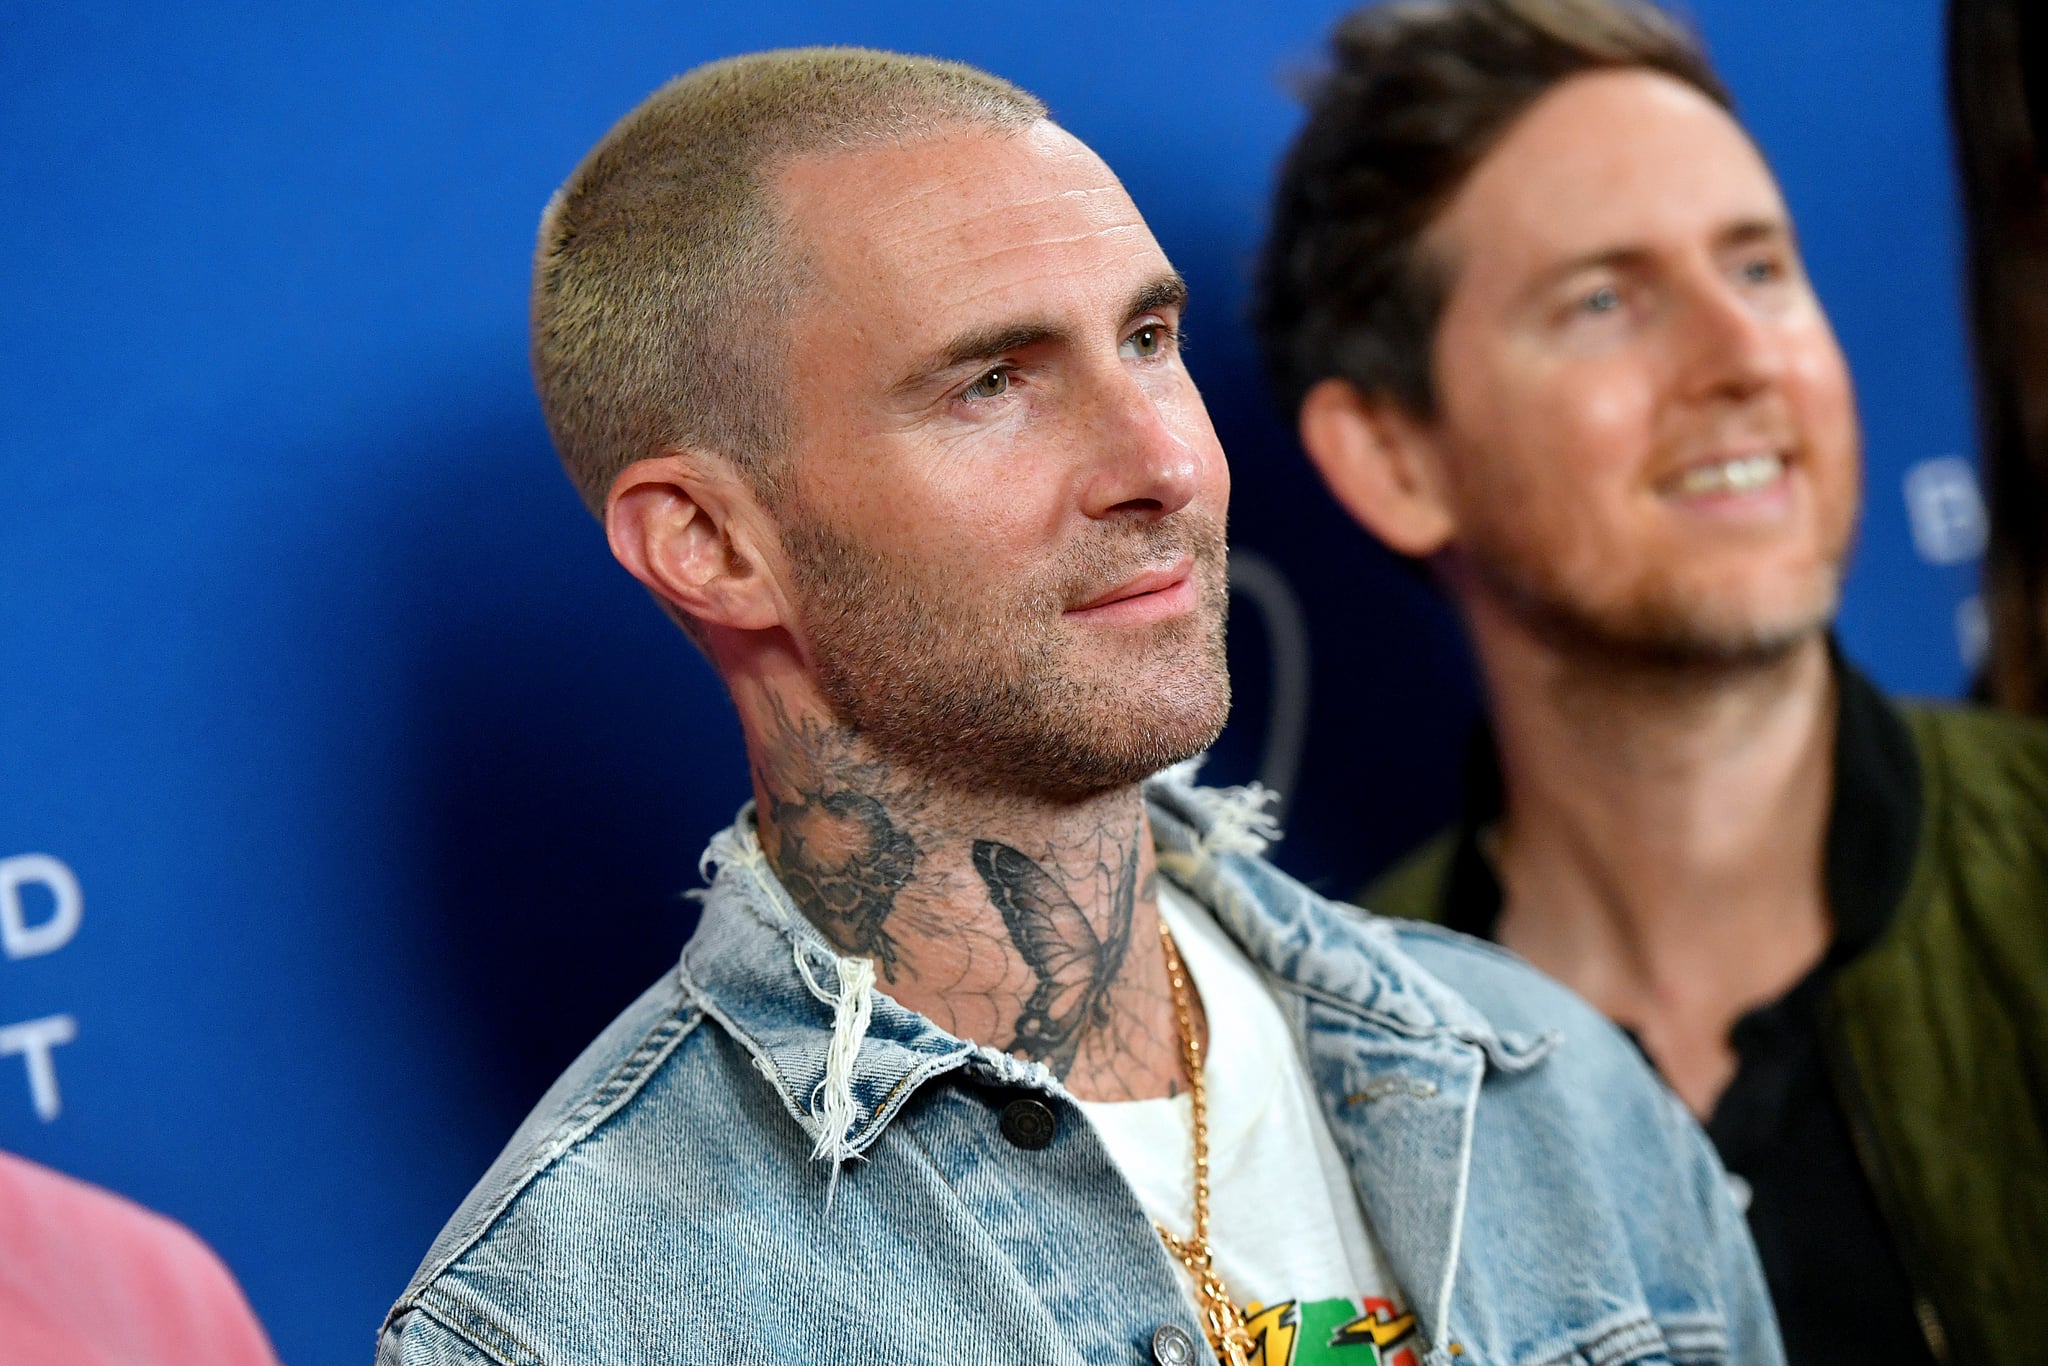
top-left (1435, 641), bottom-right (1922, 958)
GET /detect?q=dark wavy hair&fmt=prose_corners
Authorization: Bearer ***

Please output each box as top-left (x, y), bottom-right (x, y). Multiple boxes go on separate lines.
top-left (1254, 0), bottom-right (1728, 422)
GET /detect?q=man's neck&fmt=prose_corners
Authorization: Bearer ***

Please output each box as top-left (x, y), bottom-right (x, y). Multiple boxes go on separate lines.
top-left (740, 691), bottom-right (1192, 1103)
top-left (1472, 622), bottom-right (1837, 1116)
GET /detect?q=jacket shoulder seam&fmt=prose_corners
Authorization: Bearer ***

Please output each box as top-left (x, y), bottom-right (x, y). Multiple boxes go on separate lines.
top-left (403, 1289), bottom-right (536, 1365)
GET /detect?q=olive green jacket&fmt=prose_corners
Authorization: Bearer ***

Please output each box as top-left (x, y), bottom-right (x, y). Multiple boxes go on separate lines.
top-left (1365, 699), bottom-right (2048, 1366)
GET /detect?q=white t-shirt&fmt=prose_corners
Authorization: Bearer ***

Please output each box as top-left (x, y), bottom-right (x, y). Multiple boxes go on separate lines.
top-left (1077, 886), bottom-right (1424, 1366)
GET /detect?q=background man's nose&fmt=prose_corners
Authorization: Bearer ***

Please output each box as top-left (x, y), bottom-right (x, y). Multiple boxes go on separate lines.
top-left (1675, 274), bottom-right (1791, 401)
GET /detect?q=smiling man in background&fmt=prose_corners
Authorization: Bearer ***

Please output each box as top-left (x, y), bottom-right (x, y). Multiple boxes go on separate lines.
top-left (377, 45), bottom-right (1778, 1366)
top-left (1258, 1), bottom-right (2048, 1362)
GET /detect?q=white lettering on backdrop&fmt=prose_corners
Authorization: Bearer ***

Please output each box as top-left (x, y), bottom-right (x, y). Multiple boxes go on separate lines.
top-left (1, 853), bottom-right (84, 1122)
top-left (0, 1014), bottom-right (78, 1121)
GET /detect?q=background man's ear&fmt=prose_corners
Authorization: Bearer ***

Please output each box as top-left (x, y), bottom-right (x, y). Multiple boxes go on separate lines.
top-left (1297, 378), bottom-right (1457, 558)
top-left (604, 453), bottom-right (788, 633)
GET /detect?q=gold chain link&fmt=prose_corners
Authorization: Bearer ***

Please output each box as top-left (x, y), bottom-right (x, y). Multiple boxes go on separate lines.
top-left (1155, 920), bottom-right (1254, 1366)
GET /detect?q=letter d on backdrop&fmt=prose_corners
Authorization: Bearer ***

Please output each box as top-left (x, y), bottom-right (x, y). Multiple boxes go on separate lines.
top-left (0, 854), bottom-right (83, 960)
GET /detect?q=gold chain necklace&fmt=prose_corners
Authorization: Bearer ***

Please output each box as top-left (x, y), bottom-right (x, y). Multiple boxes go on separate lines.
top-left (1155, 919), bottom-right (1255, 1366)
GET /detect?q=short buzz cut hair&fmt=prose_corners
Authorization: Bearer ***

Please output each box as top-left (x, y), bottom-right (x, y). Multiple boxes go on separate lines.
top-left (532, 48), bottom-right (1047, 516)
top-left (1254, 0), bottom-right (1729, 422)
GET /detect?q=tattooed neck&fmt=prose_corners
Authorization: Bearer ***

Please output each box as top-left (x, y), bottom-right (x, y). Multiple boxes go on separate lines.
top-left (753, 703), bottom-right (929, 980)
top-left (749, 697), bottom-right (1190, 1101)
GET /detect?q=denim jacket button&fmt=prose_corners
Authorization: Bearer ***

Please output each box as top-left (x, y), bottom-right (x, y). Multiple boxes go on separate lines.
top-left (998, 1096), bottom-right (1057, 1149)
top-left (1151, 1323), bottom-right (1197, 1366)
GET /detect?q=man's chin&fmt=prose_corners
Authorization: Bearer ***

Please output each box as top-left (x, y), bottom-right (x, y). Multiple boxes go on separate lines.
top-left (1000, 729), bottom-right (1228, 804)
top-left (1527, 598), bottom-right (1835, 674)
top-left (868, 681), bottom-right (1230, 806)
top-left (1471, 555), bottom-right (1842, 675)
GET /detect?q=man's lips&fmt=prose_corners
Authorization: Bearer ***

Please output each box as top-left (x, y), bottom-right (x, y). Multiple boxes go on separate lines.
top-left (1647, 447), bottom-right (1801, 530)
top-left (1066, 558), bottom-right (1197, 618)
top-left (1657, 449), bottom-right (1789, 499)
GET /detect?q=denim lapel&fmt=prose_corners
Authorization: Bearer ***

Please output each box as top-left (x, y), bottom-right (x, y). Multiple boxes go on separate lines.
top-left (1300, 1002), bottom-right (1492, 1356)
top-left (678, 813), bottom-right (982, 1160)
top-left (1144, 771), bottom-right (1556, 1355)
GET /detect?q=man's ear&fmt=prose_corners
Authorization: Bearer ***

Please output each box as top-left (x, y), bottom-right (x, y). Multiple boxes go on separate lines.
top-left (605, 452), bottom-right (787, 633)
top-left (1297, 378), bottom-right (1457, 557)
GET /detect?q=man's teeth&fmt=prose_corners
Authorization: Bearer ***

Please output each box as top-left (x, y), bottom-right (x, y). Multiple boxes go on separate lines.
top-left (1676, 453), bottom-right (1784, 496)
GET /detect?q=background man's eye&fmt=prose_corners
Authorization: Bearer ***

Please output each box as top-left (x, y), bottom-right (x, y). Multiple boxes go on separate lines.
top-left (963, 367), bottom-right (1009, 400)
top-left (1740, 257), bottom-right (1779, 284)
top-left (1581, 285), bottom-right (1621, 314)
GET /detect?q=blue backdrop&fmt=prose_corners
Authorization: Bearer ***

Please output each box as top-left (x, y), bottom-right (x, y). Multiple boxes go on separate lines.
top-left (1, 3), bottom-right (1982, 1361)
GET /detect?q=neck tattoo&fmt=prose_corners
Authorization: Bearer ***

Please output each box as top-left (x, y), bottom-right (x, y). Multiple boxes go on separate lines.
top-left (754, 698), bottom-right (1173, 1095)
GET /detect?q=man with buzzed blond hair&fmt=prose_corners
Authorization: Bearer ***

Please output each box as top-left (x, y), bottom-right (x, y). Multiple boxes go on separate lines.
top-left (378, 48), bottom-right (1779, 1366)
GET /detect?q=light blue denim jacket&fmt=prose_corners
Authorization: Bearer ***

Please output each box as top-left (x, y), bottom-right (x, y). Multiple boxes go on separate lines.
top-left (379, 773), bottom-right (1780, 1366)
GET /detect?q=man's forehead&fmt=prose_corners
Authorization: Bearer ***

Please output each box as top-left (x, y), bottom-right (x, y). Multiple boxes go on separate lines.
top-left (774, 122), bottom-right (1164, 324)
top-left (1434, 68), bottom-right (1786, 274)
top-left (779, 121), bottom-right (1117, 217)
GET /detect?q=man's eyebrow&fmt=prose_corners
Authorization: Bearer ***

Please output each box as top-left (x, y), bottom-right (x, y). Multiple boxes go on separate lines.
top-left (892, 321), bottom-right (1071, 397)
top-left (1715, 216), bottom-right (1794, 250)
top-left (1130, 272), bottom-right (1189, 321)
top-left (889, 272), bottom-right (1191, 398)
top-left (1525, 246), bottom-right (1651, 298)
top-left (1520, 218), bottom-right (1795, 301)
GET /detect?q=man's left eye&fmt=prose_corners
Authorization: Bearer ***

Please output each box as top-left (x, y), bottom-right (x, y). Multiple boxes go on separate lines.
top-left (1122, 323), bottom-right (1172, 359)
top-left (1579, 285), bottom-right (1622, 315)
top-left (962, 367), bottom-right (1010, 400)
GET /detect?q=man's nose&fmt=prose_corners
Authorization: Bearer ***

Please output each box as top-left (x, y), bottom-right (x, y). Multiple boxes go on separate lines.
top-left (1674, 273), bottom-right (1790, 400)
top-left (1076, 368), bottom-right (1205, 520)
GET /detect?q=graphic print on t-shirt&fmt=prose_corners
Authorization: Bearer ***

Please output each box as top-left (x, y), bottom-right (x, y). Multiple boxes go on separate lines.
top-left (1241, 1295), bottom-right (1419, 1366)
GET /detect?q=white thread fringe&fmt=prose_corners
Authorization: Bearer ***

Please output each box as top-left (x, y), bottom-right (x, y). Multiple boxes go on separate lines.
top-left (1179, 778), bottom-right (1269, 856)
top-left (792, 942), bottom-right (875, 1206)
top-left (698, 818), bottom-right (874, 1202)
top-left (698, 821), bottom-right (766, 886)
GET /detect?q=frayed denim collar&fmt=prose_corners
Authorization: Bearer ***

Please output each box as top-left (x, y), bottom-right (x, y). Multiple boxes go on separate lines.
top-left (677, 767), bottom-right (1553, 1183)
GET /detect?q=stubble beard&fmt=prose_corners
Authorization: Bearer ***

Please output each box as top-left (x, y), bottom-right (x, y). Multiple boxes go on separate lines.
top-left (779, 510), bottom-right (1232, 804)
top-left (1455, 534), bottom-right (1847, 675)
